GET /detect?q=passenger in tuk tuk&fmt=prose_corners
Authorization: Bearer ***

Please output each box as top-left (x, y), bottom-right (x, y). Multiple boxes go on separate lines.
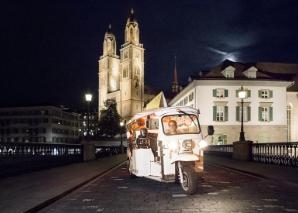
top-left (136, 127), bottom-right (150, 148)
top-left (128, 118), bottom-right (147, 154)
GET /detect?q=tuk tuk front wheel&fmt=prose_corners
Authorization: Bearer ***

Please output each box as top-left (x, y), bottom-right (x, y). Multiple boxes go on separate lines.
top-left (181, 166), bottom-right (198, 195)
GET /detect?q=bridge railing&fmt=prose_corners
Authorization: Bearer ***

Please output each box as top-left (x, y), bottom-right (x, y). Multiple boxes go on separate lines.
top-left (252, 142), bottom-right (298, 167)
top-left (0, 141), bottom-right (127, 177)
top-left (0, 142), bottom-right (84, 177)
top-left (204, 144), bottom-right (233, 157)
top-left (95, 145), bottom-right (126, 158)
top-left (205, 142), bottom-right (298, 167)
top-left (0, 142), bottom-right (82, 156)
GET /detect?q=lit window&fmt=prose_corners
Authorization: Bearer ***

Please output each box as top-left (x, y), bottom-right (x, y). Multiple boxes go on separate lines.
top-left (213, 105), bottom-right (228, 122)
top-left (184, 97), bottom-right (188, 105)
top-left (259, 106), bottom-right (273, 122)
top-left (259, 89), bottom-right (273, 99)
top-left (236, 106), bottom-right (251, 122)
top-left (123, 69), bottom-right (128, 78)
top-left (189, 92), bottom-right (194, 101)
top-left (213, 89), bottom-right (228, 98)
top-left (216, 135), bottom-right (227, 145)
top-left (216, 106), bottom-right (224, 121)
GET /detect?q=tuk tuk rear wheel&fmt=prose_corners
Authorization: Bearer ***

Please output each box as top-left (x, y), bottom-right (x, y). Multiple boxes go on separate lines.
top-left (127, 159), bottom-right (136, 178)
top-left (181, 166), bottom-right (198, 195)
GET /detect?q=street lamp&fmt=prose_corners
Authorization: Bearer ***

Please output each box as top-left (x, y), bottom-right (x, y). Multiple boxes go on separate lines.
top-left (238, 86), bottom-right (247, 142)
top-left (120, 121), bottom-right (124, 153)
top-left (85, 93), bottom-right (92, 141)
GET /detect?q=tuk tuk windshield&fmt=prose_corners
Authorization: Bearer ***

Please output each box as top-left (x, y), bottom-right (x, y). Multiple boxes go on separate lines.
top-left (162, 114), bottom-right (201, 135)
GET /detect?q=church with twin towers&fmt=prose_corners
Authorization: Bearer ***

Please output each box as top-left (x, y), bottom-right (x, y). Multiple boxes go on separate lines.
top-left (98, 9), bottom-right (145, 120)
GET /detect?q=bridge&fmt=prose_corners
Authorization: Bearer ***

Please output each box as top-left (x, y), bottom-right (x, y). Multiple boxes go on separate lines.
top-left (1, 141), bottom-right (298, 212)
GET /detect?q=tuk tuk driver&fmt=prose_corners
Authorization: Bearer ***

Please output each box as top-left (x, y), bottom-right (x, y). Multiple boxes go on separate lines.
top-left (167, 120), bottom-right (178, 135)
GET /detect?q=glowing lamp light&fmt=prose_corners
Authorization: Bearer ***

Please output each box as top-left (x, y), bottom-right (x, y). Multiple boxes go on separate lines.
top-left (238, 86), bottom-right (247, 142)
top-left (85, 93), bottom-right (92, 102)
top-left (238, 86), bottom-right (247, 99)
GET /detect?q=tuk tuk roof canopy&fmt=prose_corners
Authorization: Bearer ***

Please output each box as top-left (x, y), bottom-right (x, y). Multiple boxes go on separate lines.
top-left (127, 106), bottom-right (200, 125)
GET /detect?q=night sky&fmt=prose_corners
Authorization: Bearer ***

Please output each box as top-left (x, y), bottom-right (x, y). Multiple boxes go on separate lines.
top-left (1, 0), bottom-right (298, 110)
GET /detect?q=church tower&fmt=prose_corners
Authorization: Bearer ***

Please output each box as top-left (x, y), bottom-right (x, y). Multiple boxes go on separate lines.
top-left (119, 9), bottom-right (145, 119)
top-left (98, 25), bottom-right (121, 115)
top-left (98, 9), bottom-right (144, 120)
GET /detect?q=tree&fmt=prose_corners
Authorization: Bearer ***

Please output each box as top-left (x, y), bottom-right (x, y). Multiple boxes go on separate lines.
top-left (98, 99), bottom-right (121, 137)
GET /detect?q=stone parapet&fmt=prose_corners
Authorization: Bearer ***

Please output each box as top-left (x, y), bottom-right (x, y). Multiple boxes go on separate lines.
top-left (232, 140), bottom-right (253, 161)
top-left (81, 141), bottom-right (96, 161)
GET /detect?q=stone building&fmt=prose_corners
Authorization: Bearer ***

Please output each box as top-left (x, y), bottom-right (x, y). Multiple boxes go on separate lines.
top-left (98, 9), bottom-right (144, 120)
top-left (0, 106), bottom-right (80, 143)
top-left (169, 60), bottom-right (296, 144)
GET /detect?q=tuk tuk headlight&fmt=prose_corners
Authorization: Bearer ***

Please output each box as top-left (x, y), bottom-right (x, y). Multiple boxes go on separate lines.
top-left (182, 140), bottom-right (194, 151)
top-left (168, 141), bottom-right (179, 151)
top-left (199, 139), bottom-right (208, 149)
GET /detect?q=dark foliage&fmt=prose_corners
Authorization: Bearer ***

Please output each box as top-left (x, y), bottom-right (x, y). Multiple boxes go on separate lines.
top-left (98, 99), bottom-right (121, 137)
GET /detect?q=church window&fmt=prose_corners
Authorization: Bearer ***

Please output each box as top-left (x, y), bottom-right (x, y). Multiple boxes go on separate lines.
top-left (123, 69), bottom-right (128, 78)
top-left (130, 28), bottom-right (134, 41)
top-left (124, 51), bottom-right (128, 59)
top-left (134, 67), bottom-right (140, 76)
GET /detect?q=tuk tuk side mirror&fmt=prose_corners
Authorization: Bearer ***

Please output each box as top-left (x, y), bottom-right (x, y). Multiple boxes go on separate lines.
top-left (207, 125), bottom-right (214, 135)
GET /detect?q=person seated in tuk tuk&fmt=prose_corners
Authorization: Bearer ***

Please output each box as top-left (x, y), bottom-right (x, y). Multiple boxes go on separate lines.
top-left (167, 120), bottom-right (178, 135)
top-left (136, 127), bottom-right (150, 148)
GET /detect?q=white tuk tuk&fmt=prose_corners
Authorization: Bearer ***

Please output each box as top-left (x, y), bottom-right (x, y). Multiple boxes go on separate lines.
top-left (126, 106), bottom-right (213, 194)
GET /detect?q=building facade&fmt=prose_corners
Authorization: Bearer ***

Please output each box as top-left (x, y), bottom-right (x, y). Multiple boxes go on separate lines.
top-left (287, 92), bottom-right (298, 142)
top-left (0, 106), bottom-right (80, 144)
top-left (98, 9), bottom-right (144, 120)
top-left (79, 111), bottom-right (98, 138)
top-left (169, 60), bottom-right (295, 144)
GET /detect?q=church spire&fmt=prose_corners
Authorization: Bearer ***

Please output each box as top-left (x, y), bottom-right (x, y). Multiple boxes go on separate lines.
top-left (103, 24), bottom-right (117, 56)
top-left (173, 55), bottom-right (178, 84)
top-left (107, 24), bottom-right (112, 33)
top-left (125, 8), bottom-right (139, 44)
top-left (128, 8), bottom-right (135, 22)
top-left (172, 56), bottom-right (180, 94)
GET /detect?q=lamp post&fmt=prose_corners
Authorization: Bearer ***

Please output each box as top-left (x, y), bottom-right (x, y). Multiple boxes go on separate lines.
top-left (85, 93), bottom-right (92, 142)
top-left (238, 86), bottom-right (247, 142)
top-left (120, 121), bottom-right (124, 153)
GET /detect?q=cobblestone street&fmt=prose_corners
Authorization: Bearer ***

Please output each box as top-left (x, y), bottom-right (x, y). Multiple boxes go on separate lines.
top-left (41, 163), bottom-right (298, 213)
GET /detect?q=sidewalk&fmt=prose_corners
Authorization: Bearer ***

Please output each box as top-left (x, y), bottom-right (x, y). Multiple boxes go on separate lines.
top-left (0, 154), bottom-right (127, 213)
top-left (205, 154), bottom-right (298, 186)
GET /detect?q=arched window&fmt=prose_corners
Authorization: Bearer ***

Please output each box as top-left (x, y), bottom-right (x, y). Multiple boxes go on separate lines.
top-left (130, 28), bottom-right (134, 41)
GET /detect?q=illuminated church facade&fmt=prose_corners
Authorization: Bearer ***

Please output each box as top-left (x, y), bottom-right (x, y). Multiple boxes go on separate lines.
top-left (98, 9), bottom-right (144, 120)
